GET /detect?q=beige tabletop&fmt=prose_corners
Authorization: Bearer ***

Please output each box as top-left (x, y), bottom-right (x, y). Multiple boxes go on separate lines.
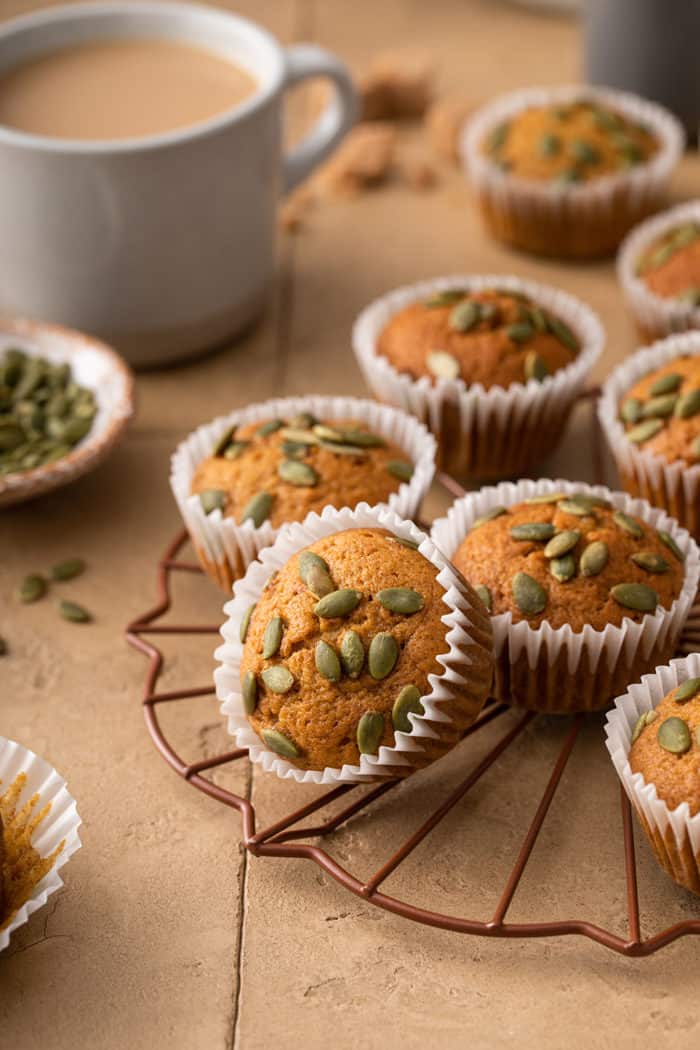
top-left (2, 2), bottom-right (700, 1047)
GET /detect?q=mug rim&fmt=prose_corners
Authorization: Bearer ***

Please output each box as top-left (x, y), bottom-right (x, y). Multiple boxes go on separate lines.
top-left (0, 0), bottom-right (286, 155)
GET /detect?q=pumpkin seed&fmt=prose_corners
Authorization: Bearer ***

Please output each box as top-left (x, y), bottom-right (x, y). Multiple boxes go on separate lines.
top-left (512, 572), bottom-right (547, 616)
top-left (340, 630), bottom-right (365, 678)
top-left (675, 388), bottom-right (700, 419)
top-left (312, 423), bottom-right (344, 442)
top-left (213, 425), bottom-right (236, 456)
top-left (315, 639), bottom-right (341, 681)
top-left (426, 350), bottom-right (460, 380)
top-left (222, 440), bottom-right (249, 461)
top-left (368, 632), bottom-right (399, 679)
top-left (470, 506), bottom-right (507, 530)
top-left (424, 289), bottom-right (465, 308)
top-left (449, 300), bottom-right (480, 333)
top-left (261, 728), bottom-right (299, 758)
top-left (626, 418), bottom-right (663, 444)
top-left (550, 554), bottom-right (576, 583)
top-left (580, 540), bottom-right (609, 577)
top-left (641, 393), bottom-right (677, 419)
top-left (318, 439), bottom-right (367, 456)
top-left (631, 708), bottom-right (658, 744)
top-left (524, 492), bottom-right (567, 504)
top-left (674, 677), bottom-right (700, 704)
top-left (199, 489), bottom-right (226, 515)
top-left (544, 529), bottom-right (580, 558)
top-left (377, 587), bottom-right (424, 614)
top-left (281, 440), bottom-right (306, 458)
top-left (610, 582), bottom-right (658, 612)
top-left (678, 286), bottom-right (700, 306)
top-left (314, 589), bottom-right (362, 618)
top-left (386, 460), bottom-right (413, 482)
top-left (620, 398), bottom-right (643, 424)
top-left (392, 685), bottom-right (424, 733)
top-left (338, 429), bottom-right (385, 448)
top-left (278, 459), bottom-right (319, 486)
top-left (59, 600), bottom-right (91, 623)
top-left (524, 351), bottom-right (548, 382)
top-left (357, 711), bottom-right (385, 755)
top-left (546, 315), bottom-right (579, 352)
top-left (510, 522), bottom-right (556, 542)
top-left (630, 551), bottom-right (669, 573)
top-left (613, 510), bottom-right (643, 538)
top-left (538, 132), bottom-right (561, 156)
top-left (18, 574), bottom-right (46, 603)
top-left (507, 322), bottom-right (534, 343)
top-left (262, 615), bottom-right (284, 659)
top-left (256, 419), bottom-right (284, 437)
top-left (298, 551), bottom-right (334, 597)
top-left (261, 665), bottom-right (295, 693)
top-left (240, 492), bottom-right (273, 527)
top-left (242, 671), bottom-right (258, 714)
top-left (0, 423), bottom-right (25, 451)
top-left (570, 139), bottom-right (600, 165)
top-left (649, 372), bottom-right (682, 397)
top-left (529, 306), bottom-right (548, 332)
top-left (288, 411), bottom-right (317, 429)
top-left (50, 558), bottom-right (85, 581)
top-left (475, 584), bottom-right (492, 612)
top-left (240, 603), bottom-right (256, 643)
top-left (657, 530), bottom-right (685, 562)
top-left (557, 499), bottom-right (594, 517)
top-left (279, 427), bottom-right (319, 446)
top-left (389, 536), bottom-right (419, 550)
top-left (657, 716), bottom-right (691, 755)
top-left (487, 122), bottom-right (509, 152)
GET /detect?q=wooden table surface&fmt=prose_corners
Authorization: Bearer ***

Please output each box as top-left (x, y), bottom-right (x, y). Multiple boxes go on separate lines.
top-left (2, 2), bottom-right (700, 1048)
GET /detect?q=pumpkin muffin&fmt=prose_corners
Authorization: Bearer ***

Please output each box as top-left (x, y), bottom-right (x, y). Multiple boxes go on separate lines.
top-left (629, 681), bottom-right (700, 814)
top-left (636, 221), bottom-right (700, 307)
top-left (462, 87), bottom-right (684, 259)
top-left (618, 354), bottom-right (700, 467)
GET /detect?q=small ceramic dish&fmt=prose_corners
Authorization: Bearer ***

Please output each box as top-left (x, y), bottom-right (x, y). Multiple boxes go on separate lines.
top-left (0, 317), bottom-right (135, 508)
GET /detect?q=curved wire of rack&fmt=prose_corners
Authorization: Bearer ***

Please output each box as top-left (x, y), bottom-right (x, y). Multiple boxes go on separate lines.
top-left (126, 393), bottom-right (700, 957)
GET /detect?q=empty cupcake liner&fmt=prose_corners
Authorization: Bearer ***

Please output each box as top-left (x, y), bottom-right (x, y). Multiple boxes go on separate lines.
top-left (617, 200), bottom-right (700, 340)
top-left (352, 273), bottom-right (604, 480)
top-left (598, 332), bottom-right (700, 538)
top-left (461, 85), bottom-right (685, 259)
top-left (0, 737), bottom-right (82, 952)
top-left (605, 654), bottom-right (700, 894)
top-left (430, 477), bottom-right (700, 713)
top-left (214, 501), bottom-right (494, 784)
top-left (170, 395), bottom-right (436, 592)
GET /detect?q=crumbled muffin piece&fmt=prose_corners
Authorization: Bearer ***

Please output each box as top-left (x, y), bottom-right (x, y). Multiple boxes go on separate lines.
top-left (426, 95), bottom-right (474, 163)
top-left (359, 50), bottom-right (435, 122)
top-left (316, 123), bottom-right (397, 196)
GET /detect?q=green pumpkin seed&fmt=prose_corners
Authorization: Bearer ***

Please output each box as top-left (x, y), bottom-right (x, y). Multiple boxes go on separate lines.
top-left (630, 551), bottom-right (669, 574)
top-left (510, 522), bottom-right (555, 542)
top-left (242, 670), bottom-right (258, 714)
top-left (240, 603), bottom-right (256, 644)
top-left (657, 530), bottom-right (685, 562)
top-left (626, 418), bottom-right (663, 444)
top-left (620, 398), bottom-right (643, 424)
top-left (224, 441), bottom-right (249, 460)
top-left (50, 558), bottom-right (85, 581)
top-left (314, 589), bottom-right (362, 619)
top-left (314, 640), bottom-right (341, 681)
top-left (281, 440), bottom-right (306, 458)
top-left (524, 351), bottom-right (548, 382)
top-left (507, 322), bottom-right (534, 343)
top-left (426, 350), bottom-right (460, 380)
top-left (524, 492), bottom-right (567, 505)
top-left (554, 168), bottom-right (582, 185)
top-left (368, 632), bottom-right (399, 680)
top-left (288, 411), bottom-right (317, 429)
top-left (392, 685), bottom-right (424, 733)
top-left (262, 615), bottom-right (284, 659)
top-left (256, 419), bottom-right (284, 437)
top-left (18, 574), bottom-right (46, 603)
top-left (357, 711), bottom-right (385, 755)
top-left (613, 510), bottom-right (643, 538)
top-left (59, 600), bottom-right (91, 623)
top-left (279, 427), bottom-right (319, 446)
top-left (544, 529), bottom-right (580, 558)
top-left (261, 728), bottom-right (299, 758)
top-left (512, 572), bottom-right (547, 616)
top-left (657, 716), bottom-right (691, 755)
top-left (610, 582), bottom-right (658, 612)
top-left (570, 139), bottom-right (600, 165)
top-left (550, 554), bottom-right (576, 583)
top-left (312, 423), bottom-right (344, 442)
top-left (386, 460), bottom-right (413, 482)
top-left (449, 300), bottom-right (481, 333)
top-left (675, 388), bottom-right (700, 419)
top-left (528, 306), bottom-right (548, 332)
top-left (470, 506), bottom-right (507, 530)
top-left (240, 492), bottom-right (273, 527)
top-left (580, 540), bottom-right (609, 577)
top-left (298, 550), bottom-right (330, 581)
top-left (377, 587), bottom-right (424, 614)
top-left (631, 708), bottom-right (658, 744)
top-left (318, 440), bottom-right (367, 456)
top-left (674, 677), bottom-right (700, 704)
top-left (213, 425), bottom-right (236, 456)
top-left (0, 423), bottom-right (25, 451)
top-left (389, 536), bottom-right (419, 550)
top-left (338, 429), bottom-right (386, 448)
top-left (641, 394), bottom-right (677, 419)
top-left (557, 499), bottom-right (595, 518)
top-left (546, 315), bottom-right (579, 351)
top-left (424, 289), bottom-right (465, 308)
top-left (649, 372), bottom-right (682, 397)
top-left (199, 489), bottom-right (226, 515)
top-left (475, 584), bottom-right (492, 612)
top-left (298, 551), bottom-right (335, 598)
top-left (538, 132), bottom-right (561, 156)
top-left (261, 665), bottom-right (295, 694)
top-left (340, 630), bottom-right (365, 678)
top-left (487, 122), bottom-right (509, 152)
top-left (278, 459), bottom-right (319, 487)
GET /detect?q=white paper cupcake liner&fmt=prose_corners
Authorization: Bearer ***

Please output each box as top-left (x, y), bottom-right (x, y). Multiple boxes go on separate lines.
top-left (214, 502), bottom-right (493, 784)
top-left (605, 654), bottom-right (700, 894)
top-left (170, 395), bottom-right (436, 591)
top-left (352, 274), bottom-right (604, 480)
top-left (461, 85), bottom-right (685, 259)
top-left (598, 332), bottom-right (700, 538)
top-left (0, 738), bottom-right (82, 952)
top-left (617, 200), bottom-right (700, 340)
top-left (431, 478), bottom-right (700, 713)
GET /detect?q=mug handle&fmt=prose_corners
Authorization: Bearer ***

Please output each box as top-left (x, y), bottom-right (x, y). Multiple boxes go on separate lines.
top-left (282, 44), bottom-right (358, 193)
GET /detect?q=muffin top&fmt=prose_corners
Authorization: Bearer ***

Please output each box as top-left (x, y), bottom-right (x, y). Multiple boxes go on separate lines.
top-left (191, 414), bottom-right (414, 528)
top-left (239, 527), bottom-right (450, 772)
top-left (376, 287), bottom-right (580, 389)
top-left (452, 493), bottom-right (684, 632)
top-left (483, 100), bottom-right (657, 184)
top-left (619, 355), bottom-right (700, 466)
top-left (635, 221), bottom-right (700, 307)
top-left (629, 680), bottom-right (700, 814)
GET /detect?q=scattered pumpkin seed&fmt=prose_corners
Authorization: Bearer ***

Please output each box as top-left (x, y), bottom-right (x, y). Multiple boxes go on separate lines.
top-left (487, 122), bottom-right (509, 152)
top-left (59, 599), bottom-right (91, 623)
top-left (256, 419), bottom-right (284, 437)
top-left (213, 425), bottom-right (236, 456)
top-left (315, 639), bottom-right (341, 681)
top-left (570, 139), bottom-right (600, 165)
top-left (674, 677), bottom-right (700, 704)
top-left (507, 322), bottom-right (534, 343)
top-left (613, 510), bottom-right (643, 538)
top-left (626, 418), bottom-right (663, 444)
top-left (278, 459), bottom-right (319, 486)
top-left (620, 398), bottom-right (643, 424)
top-left (538, 132), bottom-right (561, 156)
top-left (377, 587), bottom-right (424, 614)
top-left (288, 411), bottom-right (317, 429)
top-left (544, 529), bottom-right (580, 558)
top-left (580, 540), bottom-right (609, 577)
top-left (240, 603), bottom-right (256, 644)
top-left (554, 168), bottom-right (581, 185)
top-left (657, 530), bottom-right (684, 562)
top-left (386, 460), bottom-right (413, 482)
top-left (631, 708), bottom-right (658, 744)
top-left (50, 558), bottom-right (85, 581)
top-left (675, 388), bottom-right (700, 419)
top-left (314, 588), bottom-right (362, 619)
top-left (240, 492), bottom-right (273, 527)
top-left (529, 306), bottom-right (548, 332)
top-left (449, 300), bottom-right (480, 332)
top-left (657, 716), bottom-right (691, 755)
top-left (425, 289), bottom-right (465, 308)
top-left (610, 582), bottom-right (658, 612)
top-left (224, 441), bottom-right (250, 460)
top-left (368, 632), bottom-right (399, 680)
top-left (510, 522), bottom-right (556, 542)
top-left (312, 423), bottom-right (344, 442)
top-left (524, 351), bottom-right (548, 382)
top-left (318, 439), bottom-right (367, 456)
top-left (261, 665), bottom-right (295, 694)
top-left (557, 499), bottom-right (595, 518)
top-left (426, 350), bottom-right (460, 380)
top-left (470, 506), bottom-right (507, 530)
top-left (340, 630), bottom-right (365, 678)
top-left (524, 492), bottom-right (567, 505)
top-left (546, 315), bottom-right (579, 351)
top-left (512, 572), bottom-right (547, 616)
top-left (199, 489), bottom-right (226, 514)
top-left (392, 685), bottom-right (424, 733)
top-left (357, 711), bottom-right (385, 755)
top-left (261, 728), bottom-right (299, 758)
top-left (338, 429), bottom-right (386, 448)
top-left (550, 554), bottom-right (576, 583)
top-left (641, 393), bottom-right (678, 419)
top-left (630, 551), bottom-right (669, 574)
top-left (262, 615), bottom-right (284, 659)
top-left (649, 372), bottom-right (682, 397)
top-left (279, 427), bottom-right (319, 446)
top-left (242, 671), bottom-right (258, 714)
top-left (18, 574), bottom-right (46, 603)
top-left (298, 551), bottom-right (335, 597)
top-left (475, 584), bottom-right (492, 611)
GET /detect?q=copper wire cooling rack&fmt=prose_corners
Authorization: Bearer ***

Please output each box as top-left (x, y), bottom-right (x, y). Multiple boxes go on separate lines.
top-left (126, 402), bottom-right (700, 958)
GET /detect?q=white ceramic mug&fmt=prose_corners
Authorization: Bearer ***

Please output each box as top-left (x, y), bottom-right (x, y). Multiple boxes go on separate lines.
top-left (0, 2), bottom-right (357, 367)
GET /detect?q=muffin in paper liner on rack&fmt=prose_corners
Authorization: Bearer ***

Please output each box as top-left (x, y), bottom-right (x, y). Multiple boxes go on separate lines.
top-left (214, 503), bottom-right (494, 784)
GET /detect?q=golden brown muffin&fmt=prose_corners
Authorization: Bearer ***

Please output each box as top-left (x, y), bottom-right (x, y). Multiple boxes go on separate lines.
top-left (629, 681), bottom-right (700, 813)
top-left (619, 355), bottom-right (700, 466)
top-left (190, 415), bottom-right (413, 528)
top-left (483, 100), bottom-right (657, 184)
top-left (239, 527), bottom-right (493, 773)
top-left (0, 812), bottom-right (4, 920)
top-left (376, 288), bottom-right (579, 389)
top-left (452, 494), bottom-right (684, 632)
top-left (636, 222), bottom-right (700, 306)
